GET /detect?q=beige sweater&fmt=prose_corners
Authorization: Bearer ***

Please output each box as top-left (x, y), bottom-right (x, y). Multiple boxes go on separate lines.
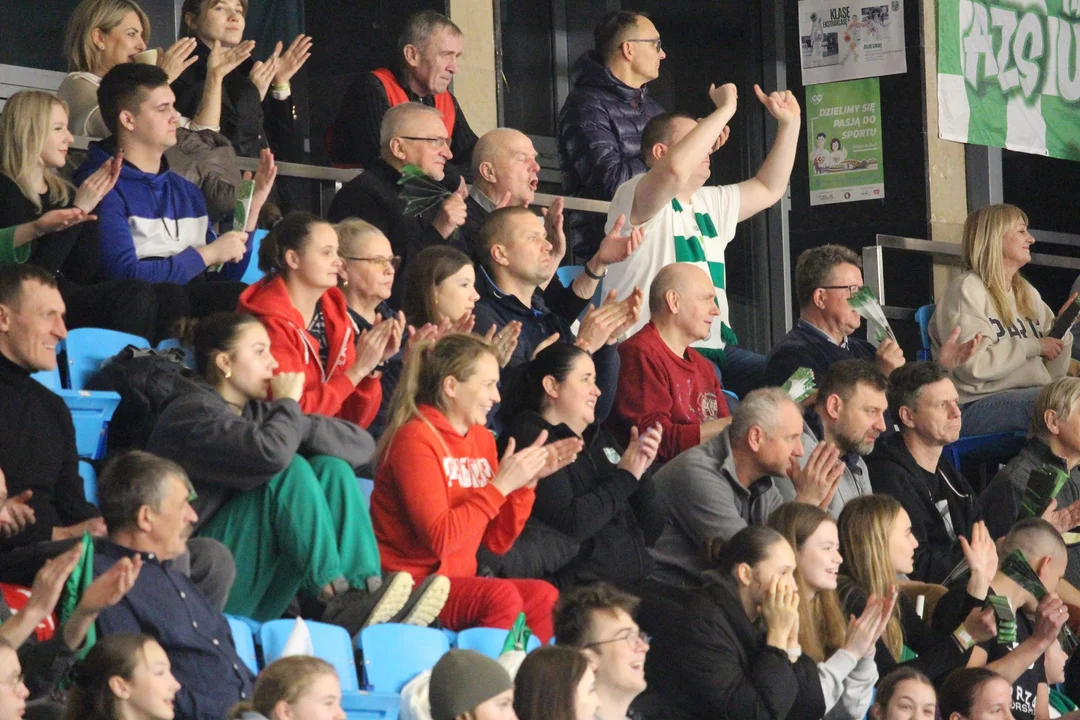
top-left (930, 270), bottom-right (1069, 403)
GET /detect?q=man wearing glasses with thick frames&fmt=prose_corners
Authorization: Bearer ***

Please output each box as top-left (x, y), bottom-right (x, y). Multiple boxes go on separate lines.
top-left (763, 244), bottom-right (977, 389)
top-left (558, 10), bottom-right (667, 258)
top-left (555, 583), bottom-right (651, 720)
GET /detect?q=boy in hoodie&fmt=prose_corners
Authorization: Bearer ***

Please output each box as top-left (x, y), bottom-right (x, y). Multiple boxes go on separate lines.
top-left (865, 361), bottom-right (982, 584)
top-left (557, 11), bottom-right (666, 257)
top-left (74, 63), bottom-right (271, 308)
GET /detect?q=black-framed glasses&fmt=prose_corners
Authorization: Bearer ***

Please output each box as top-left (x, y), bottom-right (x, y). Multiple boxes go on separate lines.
top-left (398, 136), bottom-right (451, 149)
top-left (583, 631), bottom-right (651, 650)
top-left (626, 38), bottom-right (662, 52)
top-left (342, 255), bottom-right (401, 271)
top-left (819, 284), bottom-right (864, 298)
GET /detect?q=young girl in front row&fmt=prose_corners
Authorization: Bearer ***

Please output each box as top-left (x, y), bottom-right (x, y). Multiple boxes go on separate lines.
top-left (369, 333), bottom-right (582, 641)
top-left (869, 667), bottom-right (937, 720)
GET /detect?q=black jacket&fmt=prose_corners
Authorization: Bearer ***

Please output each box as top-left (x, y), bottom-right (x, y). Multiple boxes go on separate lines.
top-left (763, 320), bottom-right (877, 389)
top-left (172, 40), bottom-right (295, 159)
top-left (498, 411), bottom-right (663, 586)
top-left (327, 158), bottom-right (461, 307)
top-left (556, 51), bottom-right (664, 256)
top-left (635, 574), bottom-right (825, 720)
top-left (866, 433), bottom-right (982, 584)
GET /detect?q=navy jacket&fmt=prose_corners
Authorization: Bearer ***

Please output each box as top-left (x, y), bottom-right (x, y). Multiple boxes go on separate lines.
top-left (763, 320), bottom-right (877, 388)
top-left (472, 267), bottom-right (618, 427)
top-left (94, 539), bottom-right (254, 720)
top-left (557, 51), bottom-right (664, 256)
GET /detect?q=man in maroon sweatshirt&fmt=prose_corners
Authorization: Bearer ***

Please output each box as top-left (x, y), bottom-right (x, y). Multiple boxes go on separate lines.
top-left (610, 263), bottom-right (731, 463)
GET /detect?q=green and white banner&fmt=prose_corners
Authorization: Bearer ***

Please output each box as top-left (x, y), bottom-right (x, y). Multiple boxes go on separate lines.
top-left (938, 0), bottom-right (1080, 161)
top-left (806, 78), bottom-right (885, 205)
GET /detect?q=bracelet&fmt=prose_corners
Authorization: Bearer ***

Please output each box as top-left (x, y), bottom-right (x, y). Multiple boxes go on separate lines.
top-left (952, 625), bottom-right (975, 651)
top-left (583, 262), bottom-right (607, 280)
top-left (272, 81), bottom-right (291, 91)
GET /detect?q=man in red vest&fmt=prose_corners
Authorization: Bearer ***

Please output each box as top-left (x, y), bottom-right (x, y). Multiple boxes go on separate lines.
top-left (330, 10), bottom-right (478, 185)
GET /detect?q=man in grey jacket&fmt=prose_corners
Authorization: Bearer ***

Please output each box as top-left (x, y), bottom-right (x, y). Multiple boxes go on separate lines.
top-left (775, 359), bottom-right (887, 519)
top-left (649, 388), bottom-right (844, 587)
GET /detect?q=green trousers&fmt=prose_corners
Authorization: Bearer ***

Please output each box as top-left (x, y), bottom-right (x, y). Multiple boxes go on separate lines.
top-left (198, 455), bottom-right (381, 620)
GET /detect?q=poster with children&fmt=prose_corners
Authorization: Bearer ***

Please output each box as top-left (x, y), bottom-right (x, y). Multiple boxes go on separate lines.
top-left (806, 78), bottom-right (885, 206)
top-left (798, 0), bottom-right (906, 84)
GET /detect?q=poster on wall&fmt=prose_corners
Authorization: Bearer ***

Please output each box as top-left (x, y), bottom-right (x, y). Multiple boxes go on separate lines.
top-left (798, 0), bottom-right (907, 84)
top-left (806, 78), bottom-right (885, 206)
top-left (938, 0), bottom-right (1080, 162)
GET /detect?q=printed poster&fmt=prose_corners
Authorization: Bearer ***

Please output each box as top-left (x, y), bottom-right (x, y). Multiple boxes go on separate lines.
top-left (799, 0), bottom-right (907, 84)
top-left (938, 0), bottom-right (1080, 162)
top-left (806, 78), bottom-right (885, 206)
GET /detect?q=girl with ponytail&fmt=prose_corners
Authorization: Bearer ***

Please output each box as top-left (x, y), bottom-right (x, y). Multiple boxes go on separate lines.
top-left (228, 656), bottom-right (345, 720)
top-left (370, 333), bottom-right (583, 642)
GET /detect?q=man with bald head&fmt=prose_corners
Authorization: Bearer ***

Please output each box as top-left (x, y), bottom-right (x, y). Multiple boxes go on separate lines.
top-left (611, 263), bottom-right (731, 464)
top-left (328, 102), bottom-right (468, 304)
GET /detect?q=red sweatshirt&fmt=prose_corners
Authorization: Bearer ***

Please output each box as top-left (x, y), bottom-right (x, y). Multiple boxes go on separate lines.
top-left (610, 321), bottom-right (730, 462)
top-left (237, 275), bottom-right (381, 428)
top-left (371, 405), bottom-right (535, 579)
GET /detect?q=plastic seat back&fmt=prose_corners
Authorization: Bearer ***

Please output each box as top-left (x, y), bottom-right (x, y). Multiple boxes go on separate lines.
top-left (65, 328), bottom-right (150, 390)
top-left (261, 619), bottom-right (360, 692)
top-left (357, 478), bottom-right (374, 508)
top-left (225, 615), bottom-right (259, 674)
top-left (78, 460), bottom-right (97, 506)
top-left (358, 623), bottom-right (450, 693)
top-left (61, 390), bottom-right (121, 460)
top-left (241, 230), bottom-right (269, 285)
top-left (455, 627), bottom-right (541, 659)
top-left (914, 304), bottom-right (935, 362)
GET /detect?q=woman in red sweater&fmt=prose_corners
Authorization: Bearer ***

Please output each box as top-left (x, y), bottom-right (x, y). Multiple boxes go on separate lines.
top-left (238, 212), bottom-right (402, 428)
top-left (370, 333), bottom-right (582, 641)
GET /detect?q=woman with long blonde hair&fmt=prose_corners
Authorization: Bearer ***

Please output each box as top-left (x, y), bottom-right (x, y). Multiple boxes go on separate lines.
top-left (836, 495), bottom-right (998, 683)
top-left (768, 503), bottom-right (892, 720)
top-left (370, 332), bottom-right (583, 642)
top-left (0, 89), bottom-right (182, 340)
top-left (929, 204), bottom-right (1071, 436)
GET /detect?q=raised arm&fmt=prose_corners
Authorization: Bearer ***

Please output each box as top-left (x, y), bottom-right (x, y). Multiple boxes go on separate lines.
top-left (630, 84), bottom-right (738, 225)
top-left (736, 86), bottom-right (801, 222)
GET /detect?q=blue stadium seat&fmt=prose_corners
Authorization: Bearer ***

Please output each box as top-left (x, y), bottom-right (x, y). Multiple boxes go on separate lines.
top-left (914, 304), bottom-right (935, 361)
top-left (65, 328), bottom-right (150, 390)
top-left (241, 229), bottom-right (268, 285)
top-left (156, 338), bottom-right (195, 369)
top-left (225, 615), bottom-right (259, 674)
top-left (340, 691), bottom-right (400, 720)
top-left (555, 264), bottom-right (605, 314)
top-left (61, 390), bottom-right (121, 460)
top-left (454, 627), bottom-right (541, 658)
top-left (261, 619), bottom-right (360, 692)
top-left (358, 623), bottom-right (450, 694)
top-left (78, 461), bottom-right (97, 506)
top-left (357, 478), bottom-right (374, 508)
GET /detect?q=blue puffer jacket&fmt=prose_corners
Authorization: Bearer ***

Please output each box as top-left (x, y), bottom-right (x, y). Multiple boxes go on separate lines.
top-left (557, 51), bottom-right (665, 202)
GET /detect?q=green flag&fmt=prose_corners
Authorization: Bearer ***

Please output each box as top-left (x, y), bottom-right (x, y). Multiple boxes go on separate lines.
top-left (59, 533), bottom-right (95, 659)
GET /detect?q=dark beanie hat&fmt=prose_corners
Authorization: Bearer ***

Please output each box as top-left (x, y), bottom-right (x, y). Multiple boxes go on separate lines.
top-left (429, 649), bottom-right (513, 720)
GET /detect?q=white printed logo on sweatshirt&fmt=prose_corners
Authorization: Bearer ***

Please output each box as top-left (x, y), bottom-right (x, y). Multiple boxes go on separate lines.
top-left (442, 457), bottom-right (494, 488)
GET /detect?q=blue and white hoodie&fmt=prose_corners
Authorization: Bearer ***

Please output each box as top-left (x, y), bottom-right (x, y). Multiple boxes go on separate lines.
top-left (75, 137), bottom-right (247, 284)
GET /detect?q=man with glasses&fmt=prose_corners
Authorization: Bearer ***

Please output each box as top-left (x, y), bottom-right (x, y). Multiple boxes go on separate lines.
top-left (554, 583), bottom-right (651, 720)
top-left (329, 10), bottom-right (477, 186)
top-left (328, 102), bottom-right (467, 305)
top-left (557, 10), bottom-right (666, 257)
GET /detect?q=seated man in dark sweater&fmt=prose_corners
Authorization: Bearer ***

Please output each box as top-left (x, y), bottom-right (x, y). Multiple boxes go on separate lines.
top-left (327, 102), bottom-right (467, 306)
top-left (866, 361), bottom-right (982, 584)
top-left (765, 244), bottom-right (977, 388)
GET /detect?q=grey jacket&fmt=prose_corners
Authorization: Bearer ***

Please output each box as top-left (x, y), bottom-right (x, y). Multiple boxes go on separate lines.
top-left (980, 438), bottom-right (1080, 588)
top-left (648, 428), bottom-right (785, 587)
top-left (146, 378), bottom-right (375, 528)
top-left (773, 418), bottom-right (872, 519)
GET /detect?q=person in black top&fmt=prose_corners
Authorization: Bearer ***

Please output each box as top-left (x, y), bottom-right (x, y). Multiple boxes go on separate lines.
top-left (932, 518), bottom-right (1070, 720)
top-left (867, 362), bottom-right (983, 584)
top-left (634, 525), bottom-right (825, 720)
top-left (835, 495), bottom-right (997, 684)
top-left (173, 0), bottom-right (309, 159)
top-left (327, 103), bottom-right (467, 306)
top-left (498, 344), bottom-right (664, 588)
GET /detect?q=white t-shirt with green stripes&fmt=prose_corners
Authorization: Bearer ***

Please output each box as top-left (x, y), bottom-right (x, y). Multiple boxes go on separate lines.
top-left (605, 174), bottom-right (741, 363)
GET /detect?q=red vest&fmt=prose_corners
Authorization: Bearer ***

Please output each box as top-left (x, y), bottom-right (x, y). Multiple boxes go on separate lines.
top-left (371, 67), bottom-right (456, 137)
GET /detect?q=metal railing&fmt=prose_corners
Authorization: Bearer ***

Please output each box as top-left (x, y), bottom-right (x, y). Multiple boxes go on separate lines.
top-left (863, 234), bottom-right (1080, 321)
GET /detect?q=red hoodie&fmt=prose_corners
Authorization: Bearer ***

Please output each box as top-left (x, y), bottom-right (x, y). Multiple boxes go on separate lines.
top-left (237, 275), bottom-right (381, 428)
top-left (370, 404), bottom-right (534, 579)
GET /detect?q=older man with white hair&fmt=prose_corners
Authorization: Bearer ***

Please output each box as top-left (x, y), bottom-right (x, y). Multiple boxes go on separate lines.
top-left (328, 102), bottom-right (468, 304)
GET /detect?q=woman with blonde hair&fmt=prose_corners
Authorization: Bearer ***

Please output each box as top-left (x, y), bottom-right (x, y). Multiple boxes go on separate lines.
top-left (768, 503), bottom-right (893, 720)
top-left (0, 89), bottom-right (185, 340)
top-left (228, 655), bottom-right (345, 720)
top-left (930, 204), bottom-right (1072, 436)
top-left (836, 495), bottom-right (999, 683)
top-left (370, 333), bottom-right (583, 641)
